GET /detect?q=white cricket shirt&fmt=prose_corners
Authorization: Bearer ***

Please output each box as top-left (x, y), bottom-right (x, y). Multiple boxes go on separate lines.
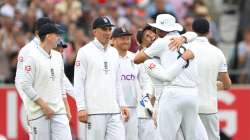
top-left (74, 38), bottom-right (125, 114)
top-left (21, 46), bottom-right (66, 120)
top-left (144, 32), bottom-right (199, 90)
top-left (190, 37), bottom-right (228, 113)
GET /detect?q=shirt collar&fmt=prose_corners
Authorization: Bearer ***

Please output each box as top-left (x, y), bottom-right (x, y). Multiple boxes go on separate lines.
top-left (37, 45), bottom-right (52, 58)
top-left (93, 38), bottom-right (108, 51)
top-left (195, 36), bottom-right (209, 42)
top-left (32, 37), bottom-right (41, 47)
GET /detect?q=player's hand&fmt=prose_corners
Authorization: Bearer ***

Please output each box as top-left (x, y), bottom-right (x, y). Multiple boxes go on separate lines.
top-left (169, 36), bottom-right (186, 51)
top-left (181, 49), bottom-right (194, 60)
top-left (78, 110), bottom-right (88, 123)
top-left (41, 105), bottom-right (55, 119)
top-left (67, 112), bottom-right (72, 121)
top-left (217, 81), bottom-right (224, 91)
top-left (121, 107), bottom-right (129, 122)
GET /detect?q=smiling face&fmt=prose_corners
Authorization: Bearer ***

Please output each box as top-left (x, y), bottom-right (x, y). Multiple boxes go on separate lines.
top-left (113, 35), bottom-right (132, 51)
top-left (142, 29), bottom-right (157, 47)
top-left (93, 27), bottom-right (112, 46)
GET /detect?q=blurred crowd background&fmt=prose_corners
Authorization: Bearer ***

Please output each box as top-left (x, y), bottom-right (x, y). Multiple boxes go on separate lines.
top-left (0, 0), bottom-right (250, 85)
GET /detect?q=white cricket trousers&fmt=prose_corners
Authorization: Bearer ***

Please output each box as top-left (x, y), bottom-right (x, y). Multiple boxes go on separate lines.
top-left (176, 115), bottom-right (208, 140)
top-left (86, 113), bottom-right (125, 140)
top-left (138, 118), bottom-right (157, 140)
top-left (158, 87), bottom-right (199, 140)
top-left (124, 108), bottom-right (138, 140)
top-left (29, 115), bottom-right (72, 140)
top-left (199, 113), bottom-right (220, 140)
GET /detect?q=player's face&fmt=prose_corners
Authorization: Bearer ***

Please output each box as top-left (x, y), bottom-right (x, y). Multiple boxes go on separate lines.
top-left (93, 27), bottom-right (112, 46)
top-left (143, 30), bottom-right (156, 47)
top-left (156, 29), bottom-right (167, 38)
top-left (113, 36), bottom-right (131, 51)
top-left (46, 33), bottom-right (61, 49)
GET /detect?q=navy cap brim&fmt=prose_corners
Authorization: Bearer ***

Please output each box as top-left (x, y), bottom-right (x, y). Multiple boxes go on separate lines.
top-left (112, 32), bottom-right (132, 38)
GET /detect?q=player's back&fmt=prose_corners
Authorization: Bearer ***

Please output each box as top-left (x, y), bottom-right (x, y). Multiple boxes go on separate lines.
top-left (160, 34), bottom-right (199, 88)
top-left (190, 37), bottom-right (227, 113)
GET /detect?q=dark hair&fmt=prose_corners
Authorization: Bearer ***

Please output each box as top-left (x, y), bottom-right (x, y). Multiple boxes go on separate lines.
top-left (39, 34), bottom-right (46, 42)
top-left (192, 18), bottom-right (209, 34)
top-left (136, 25), bottom-right (156, 44)
top-left (34, 17), bottom-right (54, 32)
top-left (136, 30), bottom-right (143, 44)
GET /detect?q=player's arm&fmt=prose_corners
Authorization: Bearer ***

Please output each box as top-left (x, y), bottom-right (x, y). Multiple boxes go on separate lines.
top-left (134, 50), bottom-right (150, 64)
top-left (218, 72), bottom-right (231, 90)
top-left (74, 50), bottom-right (88, 123)
top-left (134, 38), bottom-right (164, 64)
top-left (63, 74), bottom-right (75, 99)
top-left (60, 58), bottom-right (72, 121)
top-left (144, 50), bottom-right (194, 82)
top-left (169, 32), bottom-right (197, 50)
top-left (21, 56), bottom-right (54, 119)
top-left (116, 61), bottom-right (129, 122)
top-left (137, 64), bottom-right (153, 96)
top-left (217, 51), bottom-right (232, 90)
top-left (15, 52), bottom-right (25, 99)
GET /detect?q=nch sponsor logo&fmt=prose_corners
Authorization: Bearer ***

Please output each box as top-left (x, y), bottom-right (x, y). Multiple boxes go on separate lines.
top-left (120, 74), bottom-right (136, 80)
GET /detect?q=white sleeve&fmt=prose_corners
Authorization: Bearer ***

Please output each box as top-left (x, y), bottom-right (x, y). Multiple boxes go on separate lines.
top-left (144, 58), bottom-right (187, 82)
top-left (15, 51), bottom-right (26, 99)
top-left (218, 50), bottom-right (228, 72)
top-left (144, 39), bottom-right (166, 58)
top-left (138, 64), bottom-right (153, 96)
top-left (63, 74), bottom-right (75, 99)
top-left (116, 61), bottom-right (126, 107)
top-left (60, 57), bottom-right (67, 98)
top-left (20, 56), bottom-right (40, 101)
top-left (182, 31), bottom-right (197, 43)
top-left (74, 50), bottom-right (87, 111)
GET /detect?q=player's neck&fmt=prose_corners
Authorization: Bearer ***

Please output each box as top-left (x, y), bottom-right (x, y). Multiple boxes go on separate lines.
top-left (118, 49), bottom-right (127, 57)
top-left (40, 42), bottom-right (52, 55)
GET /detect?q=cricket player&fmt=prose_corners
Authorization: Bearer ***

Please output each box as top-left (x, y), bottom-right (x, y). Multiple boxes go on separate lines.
top-left (74, 16), bottom-right (129, 140)
top-left (191, 18), bottom-right (231, 140)
top-left (134, 14), bottom-right (200, 140)
top-left (136, 24), bottom-right (203, 140)
top-left (111, 27), bottom-right (153, 140)
top-left (20, 23), bottom-right (72, 140)
top-left (15, 17), bottom-right (72, 135)
top-left (136, 26), bottom-right (158, 140)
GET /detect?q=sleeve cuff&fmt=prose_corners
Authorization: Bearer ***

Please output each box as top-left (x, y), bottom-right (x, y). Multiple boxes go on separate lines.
top-left (77, 102), bottom-right (86, 112)
top-left (31, 94), bottom-right (40, 101)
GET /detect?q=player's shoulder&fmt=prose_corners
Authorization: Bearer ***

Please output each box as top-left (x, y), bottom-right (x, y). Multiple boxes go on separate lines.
top-left (209, 43), bottom-right (225, 55)
top-left (108, 46), bottom-right (119, 56)
top-left (19, 41), bottom-right (36, 55)
top-left (78, 42), bottom-right (93, 53)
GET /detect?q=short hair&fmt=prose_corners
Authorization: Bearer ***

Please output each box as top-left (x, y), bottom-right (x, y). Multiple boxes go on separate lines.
top-left (192, 18), bottom-right (209, 34)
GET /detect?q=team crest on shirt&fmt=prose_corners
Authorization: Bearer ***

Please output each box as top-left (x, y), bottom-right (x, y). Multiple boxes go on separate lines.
top-left (75, 60), bottom-right (80, 67)
top-left (87, 122), bottom-right (92, 130)
top-left (148, 63), bottom-right (156, 70)
top-left (24, 65), bottom-right (31, 72)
